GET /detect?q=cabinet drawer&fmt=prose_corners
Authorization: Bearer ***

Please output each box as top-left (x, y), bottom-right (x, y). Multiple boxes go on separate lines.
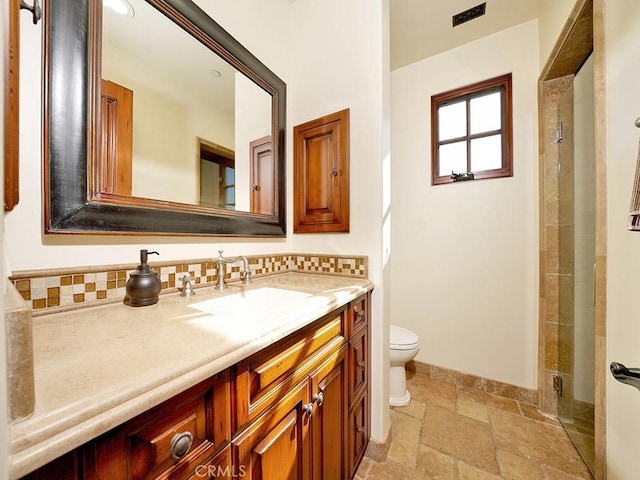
top-left (348, 328), bottom-right (368, 406)
top-left (347, 294), bottom-right (368, 337)
top-left (347, 392), bottom-right (369, 478)
top-left (235, 309), bottom-right (345, 427)
top-left (186, 445), bottom-right (232, 480)
top-left (87, 373), bottom-right (230, 480)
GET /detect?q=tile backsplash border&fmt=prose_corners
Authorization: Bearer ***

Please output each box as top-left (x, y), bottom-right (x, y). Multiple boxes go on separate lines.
top-left (9, 253), bottom-right (368, 316)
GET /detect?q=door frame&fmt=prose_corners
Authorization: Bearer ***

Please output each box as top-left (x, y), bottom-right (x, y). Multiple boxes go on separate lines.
top-left (537, 0), bottom-right (606, 478)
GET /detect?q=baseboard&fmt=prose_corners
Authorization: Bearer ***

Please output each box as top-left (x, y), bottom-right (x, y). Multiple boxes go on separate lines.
top-left (365, 427), bottom-right (392, 463)
top-left (407, 360), bottom-right (538, 406)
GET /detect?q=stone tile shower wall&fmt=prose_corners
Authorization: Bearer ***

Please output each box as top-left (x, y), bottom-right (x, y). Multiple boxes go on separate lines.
top-left (10, 254), bottom-right (368, 316)
top-left (540, 75), bottom-right (575, 416)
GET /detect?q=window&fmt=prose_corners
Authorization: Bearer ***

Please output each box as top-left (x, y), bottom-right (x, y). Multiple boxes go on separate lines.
top-left (431, 73), bottom-right (512, 185)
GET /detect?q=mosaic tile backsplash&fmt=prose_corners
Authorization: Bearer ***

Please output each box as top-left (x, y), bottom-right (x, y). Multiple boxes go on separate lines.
top-left (10, 254), bottom-right (367, 315)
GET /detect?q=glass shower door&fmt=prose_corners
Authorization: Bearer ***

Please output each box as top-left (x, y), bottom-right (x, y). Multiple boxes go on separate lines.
top-left (556, 54), bottom-right (596, 476)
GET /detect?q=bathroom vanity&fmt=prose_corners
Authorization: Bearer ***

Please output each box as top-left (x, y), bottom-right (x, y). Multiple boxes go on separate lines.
top-left (11, 273), bottom-right (373, 479)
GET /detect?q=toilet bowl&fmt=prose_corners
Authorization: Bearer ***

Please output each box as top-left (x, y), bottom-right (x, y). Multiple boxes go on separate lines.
top-left (389, 324), bottom-right (420, 406)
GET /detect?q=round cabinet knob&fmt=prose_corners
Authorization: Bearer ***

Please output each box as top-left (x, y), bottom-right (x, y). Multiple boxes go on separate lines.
top-left (358, 360), bottom-right (366, 369)
top-left (170, 431), bottom-right (194, 460)
top-left (357, 310), bottom-right (366, 322)
top-left (302, 403), bottom-right (314, 417)
top-left (313, 391), bottom-right (324, 407)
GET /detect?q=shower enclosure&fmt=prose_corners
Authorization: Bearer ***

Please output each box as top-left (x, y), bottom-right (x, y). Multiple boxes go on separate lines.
top-left (555, 54), bottom-right (596, 475)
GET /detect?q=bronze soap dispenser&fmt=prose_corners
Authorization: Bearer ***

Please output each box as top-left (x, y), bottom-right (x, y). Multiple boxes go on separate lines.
top-left (126, 249), bottom-right (161, 306)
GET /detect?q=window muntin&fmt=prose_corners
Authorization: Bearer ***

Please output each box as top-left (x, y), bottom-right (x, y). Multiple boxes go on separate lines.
top-left (431, 74), bottom-right (512, 185)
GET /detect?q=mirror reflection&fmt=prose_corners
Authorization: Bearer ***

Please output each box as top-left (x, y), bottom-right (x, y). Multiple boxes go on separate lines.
top-left (101, 0), bottom-right (273, 213)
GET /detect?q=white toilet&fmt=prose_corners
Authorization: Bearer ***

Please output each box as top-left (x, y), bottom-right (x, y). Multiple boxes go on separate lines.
top-left (389, 324), bottom-right (420, 406)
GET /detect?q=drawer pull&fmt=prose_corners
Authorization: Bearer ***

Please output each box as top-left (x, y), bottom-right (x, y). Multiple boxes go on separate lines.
top-left (170, 431), bottom-right (194, 460)
top-left (302, 403), bottom-right (314, 417)
top-left (357, 361), bottom-right (366, 370)
top-left (357, 427), bottom-right (365, 436)
top-left (313, 391), bottom-right (324, 407)
top-left (357, 310), bottom-right (366, 322)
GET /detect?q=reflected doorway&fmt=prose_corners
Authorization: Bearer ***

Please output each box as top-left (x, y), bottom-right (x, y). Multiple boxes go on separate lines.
top-left (198, 139), bottom-right (235, 210)
top-left (249, 136), bottom-right (275, 215)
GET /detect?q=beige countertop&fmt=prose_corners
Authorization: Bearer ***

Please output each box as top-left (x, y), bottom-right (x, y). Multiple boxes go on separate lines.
top-left (9, 272), bottom-right (373, 479)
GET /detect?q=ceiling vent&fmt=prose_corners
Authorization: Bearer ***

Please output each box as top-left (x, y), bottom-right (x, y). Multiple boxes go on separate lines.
top-left (452, 2), bottom-right (487, 27)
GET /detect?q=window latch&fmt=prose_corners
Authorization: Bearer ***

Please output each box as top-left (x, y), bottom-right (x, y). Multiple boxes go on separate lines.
top-left (451, 171), bottom-right (475, 182)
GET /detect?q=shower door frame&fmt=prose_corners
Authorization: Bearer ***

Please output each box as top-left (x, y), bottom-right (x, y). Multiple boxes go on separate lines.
top-left (537, 0), bottom-right (607, 478)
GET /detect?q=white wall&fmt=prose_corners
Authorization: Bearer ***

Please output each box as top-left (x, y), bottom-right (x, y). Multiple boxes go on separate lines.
top-left (605, 1), bottom-right (640, 477)
top-left (538, 0), bottom-right (576, 70)
top-left (283, 0), bottom-right (390, 443)
top-left (103, 43), bottom-right (235, 205)
top-left (234, 74), bottom-right (272, 211)
top-left (5, 0), bottom-right (390, 447)
top-left (390, 20), bottom-right (540, 389)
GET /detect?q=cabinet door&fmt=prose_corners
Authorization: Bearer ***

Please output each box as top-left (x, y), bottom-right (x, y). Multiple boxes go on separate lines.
top-left (348, 328), bottom-right (368, 407)
top-left (293, 109), bottom-right (350, 233)
top-left (232, 379), bottom-right (311, 480)
top-left (309, 346), bottom-right (347, 480)
top-left (347, 392), bottom-right (368, 479)
top-left (347, 294), bottom-right (368, 337)
top-left (186, 445), bottom-right (232, 479)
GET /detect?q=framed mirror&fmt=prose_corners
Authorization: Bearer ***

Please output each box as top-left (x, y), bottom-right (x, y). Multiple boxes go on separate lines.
top-left (44, 0), bottom-right (286, 236)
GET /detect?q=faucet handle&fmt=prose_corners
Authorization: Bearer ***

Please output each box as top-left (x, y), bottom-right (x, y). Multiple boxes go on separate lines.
top-left (180, 274), bottom-right (195, 297)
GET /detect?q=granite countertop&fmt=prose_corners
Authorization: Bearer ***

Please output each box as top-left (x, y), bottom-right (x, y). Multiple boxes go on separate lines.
top-left (9, 272), bottom-right (374, 479)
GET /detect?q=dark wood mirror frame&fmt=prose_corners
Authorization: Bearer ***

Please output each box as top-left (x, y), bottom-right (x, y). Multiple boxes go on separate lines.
top-left (44, 0), bottom-right (286, 236)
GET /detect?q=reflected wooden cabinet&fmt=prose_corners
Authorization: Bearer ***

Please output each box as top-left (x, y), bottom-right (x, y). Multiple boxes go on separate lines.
top-left (21, 293), bottom-right (371, 480)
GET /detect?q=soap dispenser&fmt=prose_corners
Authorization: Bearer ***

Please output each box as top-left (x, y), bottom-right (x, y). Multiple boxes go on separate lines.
top-left (126, 249), bottom-right (161, 306)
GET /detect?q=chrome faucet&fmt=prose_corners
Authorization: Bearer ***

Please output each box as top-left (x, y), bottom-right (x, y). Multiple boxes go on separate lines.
top-left (215, 250), bottom-right (252, 290)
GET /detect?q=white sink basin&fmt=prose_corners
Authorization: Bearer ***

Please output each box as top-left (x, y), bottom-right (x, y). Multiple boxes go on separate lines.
top-left (187, 287), bottom-right (311, 320)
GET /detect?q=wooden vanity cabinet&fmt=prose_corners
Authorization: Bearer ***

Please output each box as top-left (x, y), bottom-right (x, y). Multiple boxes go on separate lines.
top-left (233, 309), bottom-right (349, 480)
top-left (21, 450), bottom-right (81, 479)
top-left (20, 292), bottom-right (371, 480)
top-left (346, 294), bottom-right (370, 478)
top-left (84, 371), bottom-right (230, 480)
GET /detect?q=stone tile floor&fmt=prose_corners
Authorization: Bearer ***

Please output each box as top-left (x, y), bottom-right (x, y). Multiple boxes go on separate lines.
top-left (355, 373), bottom-right (594, 479)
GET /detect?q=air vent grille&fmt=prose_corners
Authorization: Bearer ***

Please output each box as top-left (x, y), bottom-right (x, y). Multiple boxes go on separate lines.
top-left (452, 2), bottom-right (487, 27)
